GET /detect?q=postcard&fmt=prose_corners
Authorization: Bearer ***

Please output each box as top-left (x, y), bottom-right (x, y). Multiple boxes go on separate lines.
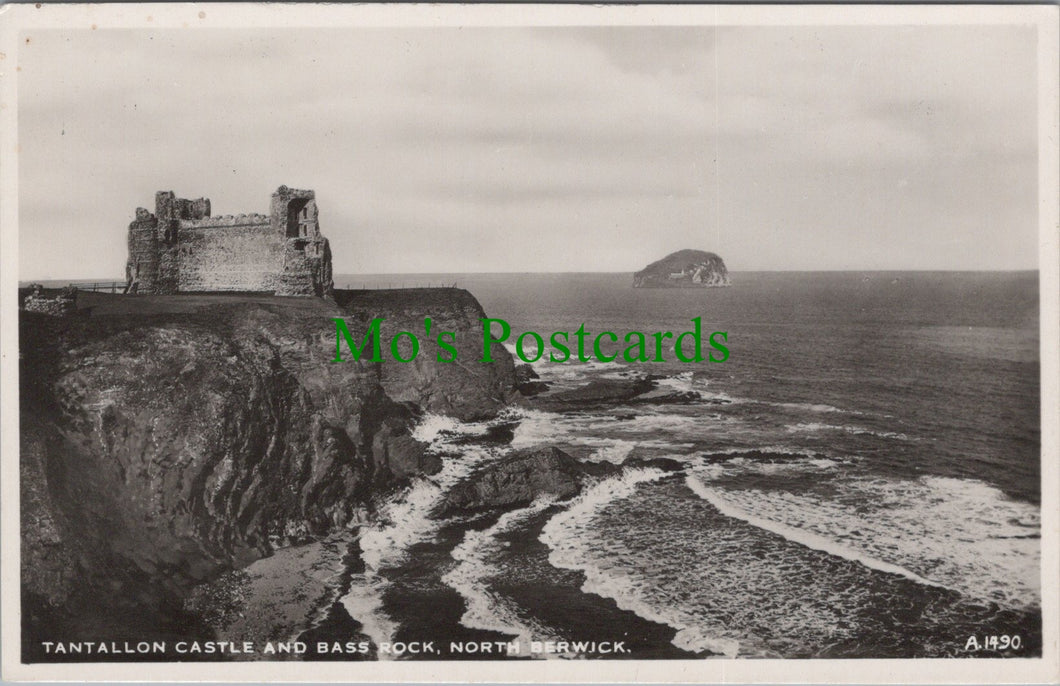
top-left (1, 3), bottom-right (1057, 683)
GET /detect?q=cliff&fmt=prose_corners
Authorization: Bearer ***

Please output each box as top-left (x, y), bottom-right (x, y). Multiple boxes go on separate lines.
top-left (633, 249), bottom-right (730, 288)
top-left (19, 289), bottom-right (516, 656)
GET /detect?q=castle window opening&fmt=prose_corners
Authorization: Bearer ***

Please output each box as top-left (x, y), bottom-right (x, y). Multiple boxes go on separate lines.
top-left (286, 198), bottom-right (316, 239)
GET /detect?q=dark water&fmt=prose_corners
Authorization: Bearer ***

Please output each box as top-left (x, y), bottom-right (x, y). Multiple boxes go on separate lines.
top-left (326, 271), bottom-right (1041, 659)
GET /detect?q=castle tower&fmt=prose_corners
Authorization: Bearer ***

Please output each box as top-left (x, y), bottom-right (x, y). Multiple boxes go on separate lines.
top-left (125, 207), bottom-right (161, 294)
top-left (270, 186), bottom-right (333, 297)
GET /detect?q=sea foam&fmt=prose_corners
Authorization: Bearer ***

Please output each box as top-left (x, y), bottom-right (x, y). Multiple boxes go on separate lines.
top-left (538, 468), bottom-right (742, 657)
top-left (442, 497), bottom-right (559, 657)
top-left (685, 475), bottom-right (942, 587)
top-left (686, 470), bottom-right (1041, 610)
top-left (340, 573), bottom-right (400, 659)
top-left (342, 414), bottom-right (505, 656)
top-left (785, 422), bottom-right (910, 441)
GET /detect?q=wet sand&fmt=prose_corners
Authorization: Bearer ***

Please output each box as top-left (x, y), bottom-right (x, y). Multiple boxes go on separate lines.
top-left (189, 533), bottom-right (355, 661)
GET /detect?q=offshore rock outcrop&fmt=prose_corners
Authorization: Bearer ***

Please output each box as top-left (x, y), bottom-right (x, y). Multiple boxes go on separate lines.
top-left (526, 377), bottom-right (655, 409)
top-left (633, 249), bottom-right (730, 288)
top-left (513, 363), bottom-right (549, 396)
top-left (19, 288), bottom-right (516, 657)
top-left (443, 447), bottom-right (615, 513)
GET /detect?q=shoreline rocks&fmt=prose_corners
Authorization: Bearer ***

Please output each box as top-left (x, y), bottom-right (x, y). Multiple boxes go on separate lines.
top-left (443, 447), bottom-right (616, 514)
top-left (521, 377), bottom-right (655, 410)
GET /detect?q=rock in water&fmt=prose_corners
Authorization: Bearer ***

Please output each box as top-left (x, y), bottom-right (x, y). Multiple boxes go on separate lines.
top-left (443, 447), bottom-right (615, 513)
top-left (633, 249), bottom-right (730, 288)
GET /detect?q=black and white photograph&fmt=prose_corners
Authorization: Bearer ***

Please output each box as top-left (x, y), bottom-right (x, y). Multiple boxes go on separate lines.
top-left (1, 3), bottom-right (1057, 683)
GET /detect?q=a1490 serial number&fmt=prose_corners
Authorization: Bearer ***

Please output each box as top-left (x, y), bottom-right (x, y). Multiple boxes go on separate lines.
top-left (964, 635), bottom-right (1022, 651)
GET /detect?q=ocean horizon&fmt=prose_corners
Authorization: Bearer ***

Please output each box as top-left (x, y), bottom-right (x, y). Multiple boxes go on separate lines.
top-left (21, 267), bottom-right (1041, 287)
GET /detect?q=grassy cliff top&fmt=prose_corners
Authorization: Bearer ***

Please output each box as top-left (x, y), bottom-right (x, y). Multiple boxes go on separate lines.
top-left (19, 287), bottom-right (481, 318)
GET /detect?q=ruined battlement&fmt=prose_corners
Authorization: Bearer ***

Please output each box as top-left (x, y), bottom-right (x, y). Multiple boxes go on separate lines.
top-left (125, 186), bottom-right (333, 297)
top-left (180, 213), bottom-right (271, 228)
top-left (21, 285), bottom-right (78, 316)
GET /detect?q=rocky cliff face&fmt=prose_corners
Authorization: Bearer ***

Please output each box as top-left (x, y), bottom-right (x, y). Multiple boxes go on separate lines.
top-left (19, 289), bottom-right (516, 652)
top-left (633, 249), bottom-right (730, 288)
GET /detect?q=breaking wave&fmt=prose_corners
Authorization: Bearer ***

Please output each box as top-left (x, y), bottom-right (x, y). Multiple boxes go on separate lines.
top-left (343, 414), bottom-right (505, 656)
top-left (539, 468), bottom-right (742, 657)
top-left (785, 422), bottom-right (910, 441)
top-left (340, 573), bottom-right (400, 659)
top-left (686, 469), bottom-right (1040, 611)
top-left (684, 475), bottom-right (942, 587)
top-left (443, 498), bottom-right (560, 656)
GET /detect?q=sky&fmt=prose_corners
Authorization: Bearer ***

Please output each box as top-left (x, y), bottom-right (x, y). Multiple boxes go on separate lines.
top-left (17, 23), bottom-right (1040, 278)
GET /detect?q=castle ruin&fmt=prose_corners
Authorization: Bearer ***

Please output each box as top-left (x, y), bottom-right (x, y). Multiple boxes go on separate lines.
top-left (125, 186), bottom-right (333, 296)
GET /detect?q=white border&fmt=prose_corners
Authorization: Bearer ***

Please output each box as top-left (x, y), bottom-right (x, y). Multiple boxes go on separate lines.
top-left (1, 3), bottom-right (1057, 683)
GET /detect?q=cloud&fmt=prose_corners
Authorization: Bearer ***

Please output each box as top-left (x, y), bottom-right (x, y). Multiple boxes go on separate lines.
top-left (16, 23), bottom-right (1039, 278)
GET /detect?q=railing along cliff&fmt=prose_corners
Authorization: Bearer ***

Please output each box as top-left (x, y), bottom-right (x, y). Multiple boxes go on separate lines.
top-left (67, 281), bottom-right (127, 293)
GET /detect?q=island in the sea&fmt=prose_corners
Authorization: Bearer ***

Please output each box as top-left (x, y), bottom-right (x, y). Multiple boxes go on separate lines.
top-left (633, 249), bottom-right (730, 288)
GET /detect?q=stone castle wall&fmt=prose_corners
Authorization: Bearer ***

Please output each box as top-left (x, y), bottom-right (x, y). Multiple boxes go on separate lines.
top-left (125, 187), bottom-right (333, 297)
top-left (175, 220), bottom-right (281, 292)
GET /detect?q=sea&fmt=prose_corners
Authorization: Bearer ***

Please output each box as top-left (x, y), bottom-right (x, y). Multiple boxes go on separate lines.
top-left (302, 271), bottom-right (1041, 660)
